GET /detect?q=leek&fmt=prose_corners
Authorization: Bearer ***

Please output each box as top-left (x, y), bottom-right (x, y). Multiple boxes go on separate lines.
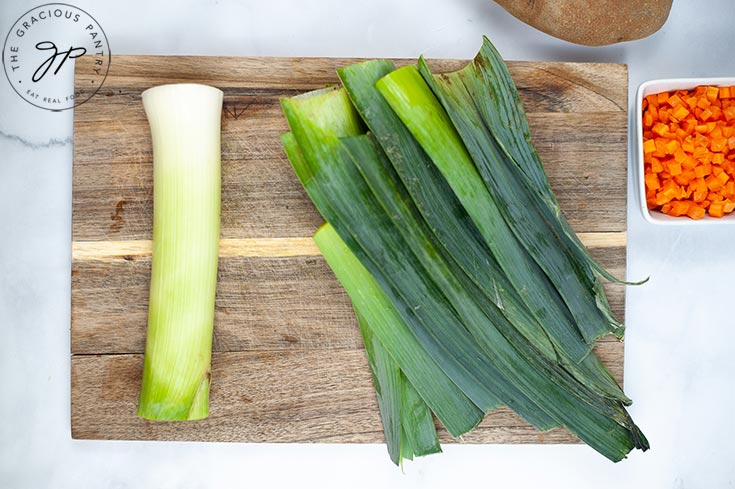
top-left (281, 89), bottom-right (514, 419)
top-left (376, 66), bottom-right (601, 361)
top-left (338, 61), bottom-right (628, 404)
top-left (416, 59), bottom-right (624, 342)
top-left (339, 135), bottom-right (647, 461)
top-left (315, 225), bottom-right (443, 464)
top-left (283, 131), bottom-right (483, 440)
top-left (279, 37), bottom-right (649, 463)
top-left (283, 86), bottom-right (646, 458)
top-left (138, 84), bottom-right (223, 421)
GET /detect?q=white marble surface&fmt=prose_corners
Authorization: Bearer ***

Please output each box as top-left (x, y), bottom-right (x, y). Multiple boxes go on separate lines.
top-left (1, 0), bottom-right (734, 487)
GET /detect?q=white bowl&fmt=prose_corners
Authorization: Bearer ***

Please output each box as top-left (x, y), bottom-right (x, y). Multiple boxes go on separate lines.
top-left (636, 77), bottom-right (735, 225)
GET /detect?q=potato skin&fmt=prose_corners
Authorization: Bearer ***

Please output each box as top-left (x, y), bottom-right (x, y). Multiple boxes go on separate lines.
top-left (494, 0), bottom-right (673, 46)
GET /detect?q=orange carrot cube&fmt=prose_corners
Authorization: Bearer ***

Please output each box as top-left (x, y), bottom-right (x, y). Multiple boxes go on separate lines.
top-left (711, 137), bottom-right (728, 152)
top-left (668, 94), bottom-right (683, 107)
top-left (643, 139), bottom-right (656, 154)
top-left (665, 139), bottom-right (680, 155)
top-left (706, 175), bottom-right (723, 191)
top-left (670, 200), bottom-right (691, 216)
top-left (645, 173), bottom-right (661, 190)
top-left (652, 122), bottom-right (669, 137)
top-left (672, 105), bottom-right (690, 121)
top-left (709, 201), bottom-right (724, 217)
top-left (643, 112), bottom-right (653, 128)
top-left (650, 157), bottom-right (663, 173)
top-left (716, 170), bottom-right (730, 186)
top-left (706, 86), bottom-right (720, 102)
top-left (687, 204), bottom-right (706, 219)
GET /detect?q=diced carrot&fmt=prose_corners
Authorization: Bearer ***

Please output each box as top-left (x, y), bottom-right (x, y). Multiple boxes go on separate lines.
top-left (710, 106), bottom-right (722, 121)
top-left (642, 86), bottom-right (735, 218)
top-left (711, 137), bottom-right (728, 152)
top-left (693, 178), bottom-right (708, 201)
top-left (687, 204), bottom-right (706, 219)
top-left (665, 139), bottom-right (680, 155)
top-left (649, 105), bottom-right (659, 121)
top-left (706, 86), bottom-right (720, 102)
top-left (652, 122), bottom-right (669, 137)
top-left (651, 157), bottom-right (664, 173)
top-left (706, 175), bottom-right (723, 191)
top-left (672, 105), bottom-right (690, 121)
top-left (643, 139), bottom-right (656, 154)
top-left (645, 173), bottom-right (661, 190)
top-left (709, 201), bottom-right (725, 217)
top-left (668, 94), bottom-right (683, 107)
top-left (660, 109), bottom-right (670, 123)
top-left (643, 112), bottom-right (654, 128)
top-left (710, 126), bottom-right (724, 140)
top-left (669, 200), bottom-right (690, 216)
top-left (716, 170), bottom-right (730, 186)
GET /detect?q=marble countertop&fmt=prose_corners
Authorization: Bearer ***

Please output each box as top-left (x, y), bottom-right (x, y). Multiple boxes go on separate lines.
top-left (1, 0), bottom-right (734, 487)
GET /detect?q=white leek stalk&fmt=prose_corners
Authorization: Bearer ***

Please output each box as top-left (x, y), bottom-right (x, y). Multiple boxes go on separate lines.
top-left (138, 84), bottom-right (223, 421)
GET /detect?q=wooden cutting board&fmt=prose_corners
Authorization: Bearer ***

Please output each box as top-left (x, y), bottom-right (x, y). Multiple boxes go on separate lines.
top-left (71, 55), bottom-right (629, 444)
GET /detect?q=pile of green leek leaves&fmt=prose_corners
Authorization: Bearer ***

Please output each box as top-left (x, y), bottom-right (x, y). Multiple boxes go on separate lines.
top-left (280, 37), bottom-right (648, 465)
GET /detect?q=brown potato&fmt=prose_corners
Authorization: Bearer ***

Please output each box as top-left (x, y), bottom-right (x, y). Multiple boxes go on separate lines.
top-left (494, 0), bottom-right (673, 46)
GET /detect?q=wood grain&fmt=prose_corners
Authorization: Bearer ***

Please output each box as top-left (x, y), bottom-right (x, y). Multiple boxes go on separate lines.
top-left (71, 54), bottom-right (629, 444)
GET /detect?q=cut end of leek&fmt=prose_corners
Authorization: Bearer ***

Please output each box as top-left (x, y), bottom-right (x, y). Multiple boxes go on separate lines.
top-left (137, 83), bottom-right (223, 421)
